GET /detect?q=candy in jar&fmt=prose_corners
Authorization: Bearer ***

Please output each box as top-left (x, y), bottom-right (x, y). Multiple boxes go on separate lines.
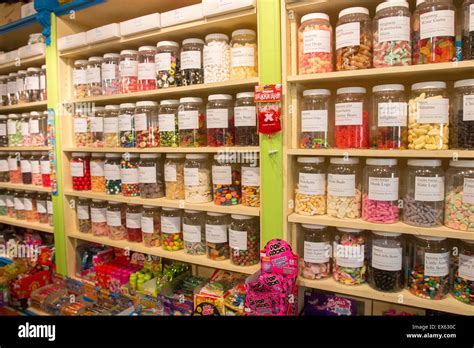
top-left (462, 0), bottom-right (474, 60)
top-left (20, 113), bottom-right (30, 147)
top-left (101, 53), bottom-right (120, 95)
top-left (141, 206), bottom-right (161, 247)
top-left (126, 204), bottom-right (142, 243)
top-left (137, 46), bottom-right (157, 91)
top-left (206, 212), bottom-right (229, 261)
top-left (0, 154), bottom-right (9, 182)
top-left (139, 154), bottom-right (164, 199)
top-left (47, 194), bottom-right (53, 226)
top-left (119, 50), bottom-right (138, 93)
top-left (158, 100), bottom-right (179, 147)
top-left (86, 56), bottom-right (103, 97)
top-left (178, 97), bottom-right (207, 147)
top-left (241, 154), bottom-right (260, 207)
top-left (90, 106), bottom-right (105, 148)
top-left (106, 201), bottom-right (126, 240)
top-left (451, 79), bottom-right (474, 150)
top-left (206, 94), bottom-right (235, 147)
top-left (40, 152), bottom-right (51, 188)
top-left (71, 152), bottom-right (91, 191)
top-left (76, 198), bottom-right (91, 234)
top-left (8, 152), bottom-right (22, 184)
top-left (155, 41), bottom-right (181, 88)
top-left (230, 29), bottom-right (258, 79)
top-left (234, 92), bottom-right (258, 146)
top-left (90, 199), bottom-right (108, 237)
top-left (452, 239), bottom-right (474, 305)
top-left (39, 65), bottom-right (47, 101)
top-left (90, 153), bottom-right (106, 193)
top-left (180, 38), bottom-right (204, 86)
top-left (25, 67), bottom-right (41, 102)
top-left (212, 154), bottom-right (241, 206)
top-left (16, 70), bottom-right (27, 104)
top-left (14, 190), bottom-right (25, 220)
top-left (6, 190), bottom-right (14, 217)
top-left (300, 89), bottom-right (331, 149)
top-left (36, 193), bottom-right (48, 224)
top-left (104, 153), bottom-right (122, 195)
top-left (183, 210), bottom-right (206, 255)
top-left (73, 108), bottom-right (91, 148)
top-left (0, 76), bottom-right (8, 106)
top-left (7, 73), bottom-right (18, 105)
top-left (229, 215), bottom-right (260, 266)
top-left (119, 103), bottom-right (136, 148)
top-left (24, 191), bottom-right (38, 222)
top-left (164, 154), bottom-right (185, 200)
top-left (73, 60), bottom-right (88, 98)
top-left (134, 101), bottom-right (158, 148)
top-left (103, 105), bottom-right (120, 147)
top-left (20, 152), bottom-right (32, 185)
top-left (333, 228), bottom-right (367, 285)
top-left (7, 114), bottom-right (22, 147)
top-left (204, 33), bottom-right (231, 83)
top-left (29, 111), bottom-right (47, 146)
top-left (295, 156), bottom-right (326, 216)
top-left (0, 115), bottom-right (7, 146)
top-left (299, 224), bottom-right (331, 279)
top-left (0, 190), bottom-right (6, 216)
top-left (30, 153), bottom-right (42, 186)
top-left (120, 154), bottom-right (139, 197)
top-left (161, 208), bottom-right (183, 251)
top-left (184, 154), bottom-right (212, 203)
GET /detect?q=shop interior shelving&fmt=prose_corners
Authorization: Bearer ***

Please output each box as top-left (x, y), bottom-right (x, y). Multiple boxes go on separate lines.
top-left (0, 182), bottom-right (51, 193)
top-left (0, 146), bottom-right (48, 152)
top-left (282, 0), bottom-right (474, 315)
top-left (0, 100), bottom-right (48, 113)
top-left (0, 215), bottom-right (53, 234)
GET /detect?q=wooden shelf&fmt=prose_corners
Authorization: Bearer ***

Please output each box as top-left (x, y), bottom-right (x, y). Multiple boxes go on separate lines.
top-left (63, 146), bottom-right (260, 154)
top-left (299, 278), bottom-right (474, 316)
top-left (0, 183), bottom-right (51, 192)
top-left (69, 231), bottom-right (259, 275)
top-left (287, 149), bottom-right (474, 159)
top-left (64, 190), bottom-right (260, 216)
top-left (0, 100), bottom-right (48, 113)
top-left (0, 216), bottom-right (53, 233)
top-left (0, 55), bottom-right (45, 75)
top-left (0, 146), bottom-right (48, 152)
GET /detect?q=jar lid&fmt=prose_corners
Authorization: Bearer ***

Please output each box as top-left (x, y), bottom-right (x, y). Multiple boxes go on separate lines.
top-left (143, 205), bottom-right (157, 209)
top-left (157, 41), bottom-right (179, 48)
top-left (0, 75), bottom-right (7, 79)
top-left (186, 154), bottom-right (208, 159)
top-left (92, 199), bottom-right (105, 203)
top-left (184, 209), bottom-right (201, 214)
top-left (372, 84), bottom-right (405, 92)
top-left (231, 214), bottom-right (254, 220)
top-left (27, 67), bottom-right (41, 72)
top-left (166, 154), bottom-right (185, 159)
top-left (366, 158), bottom-right (397, 166)
top-left (72, 152), bottom-right (88, 157)
top-left (416, 0), bottom-right (425, 6)
top-left (301, 13), bottom-right (330, 23)
top-left (88, 56), bottom-right (103, 62)
top-left (21, 113), bottom-right (30, 117)
top-left (8, 113), bottom-right (19, 118)
top-left (30, 111), bottom-right (41, 116)
top-left (302, 224), bottom-right (326, 230)
top-left (236, 92), bottom-right (254, 99)
top-left (415, 235), bottom-right (446, 241)
top-left (162, 207), bottom-right (178, 211)
top-left (136, 101), bottom-right (158, 107)
top-left (454, 79), bottom-right (474, 88)
top-left (213, 154), bottom-right (230, 160)
top-left (180, 97), bottom-right (203, 103)
top-left (297, 156), bottom-right (324, 164)
top-left (120, 103), bottom-right (136, 108)
top-left (0, 115), bottom-right (6, 119)
top-left (205, 33), bottom-right (229, 42)
top-left (207, 212), bottom-right (226, 217)
top-left (105, 153), bottom-right (121, 158)
top-left (337, 87), bottom-right (366, 94)
top-left (41, 152), bottom-right (48, 156)
top-left (411, 81), bottom-right (446, 90)
top-left (339, 7), bottom-right (369, 18)
top-left (105, 105), bottom-right (120, 110)
top-left (449, 160), bottom-right (474, 168)
top-left (407, 159), bottom-right (441, 167)
top-left (41, 65), bottom-right (46, 69)
top-left (376, 1), bottom-right (409, 13)
top-left (140, 154), bottom-right (161, 159)
top-left (108, 201), bottom-right (122, 205)
top-left (74, 60), bottom-right (88, 65)
top-left (461, 239), bottom-right (474, 244)
top-left (120, 50), bottom-right (138, 55)
top-left (372, 231), bottom-right (402, 237)
top-left (330, 157), bottom-right (359, 165)
top-left (208, 94), bottom-right (232, 101)
top-left (103, 53), bottom-right (120, 58)
top-left (160, 99), bottom-right (179, 105)
top-left (138, 45), bottom-right (157, 52)
top-left (93, 106), bottom-right (105, 112)
top-left (91, 153), bottom-right (105, 158)
top-left (303, 89), bottom-right (331, 96)
top-left (337, 227), bottom-right (364, 233)
top-left (123, 153), bottom-right (138, 158)
top-left (232, 29), bottom-right (256, 37)
top-left (182, 38), bottom-right (205, 45)
top-left (43, 111), bottom-right (48, 115)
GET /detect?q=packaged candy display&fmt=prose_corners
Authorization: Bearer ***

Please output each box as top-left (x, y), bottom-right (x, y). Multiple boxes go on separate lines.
top-left (25, 67), bottom-right (41, 102)
top-left (71, 152), bottom-right (91, 191)
top-left (362, 158), bottom-right (400, 224)
top-left (141, 206), bottom-right (161, 247)
top-left (6, 190), bottom-right (14, 217)
top-left (204, 33), bottom-right (231, 83)
top-left (120, 154), bottom-right (140, 197)
top-left (0, 115), bottom-right (7, 146)
top-left (30, 153), bottom-right (42, 186)
top-left (91, 199), bottom-right (108, 236)
top-left (7, 73), bottom-right (18, 105)
top-left (234, 92), bottom-right (258, 146)
top-left (134, 101), bottom-right (159, 148)
top-left (155, 41), bottom-right (181, 89)
top-left (161, 208), bottom-right (183, 251)
top-left (104, 153), bottom-right (122, 195)
top-left (184, 154), bottom-right (212, 203)
top-left (73, 60), bottom-right (88, 98)
top-left (241, 154), bottom-right (260, 207)
top-left (408, 236), bottom-right (450, 300)
top-left (119, 50), bottom-right (138, 93)
top-left (230, 29), bottom-right (258, 79)
top-left (462, 0), bottom-right (474, 60)
top-left (409, 82), bottom-right (449, 150)
top-left (178, 97), bottom-right (207, 147)
top-left (295, 156), bottom-right (326, 216)
top-left (452, 239), bottom-right (474, 304)
top-left (336, 7), bottom-right (372, 71)
top-left (40, 152), bottom-right (51, 188)
top-left (334, 87), bottom-right (369, 149)
top-left (183, 210), bottom-right (206, 255)
top-left (444, 160), bottom-right (474, 231)
top-left (7, 114), bottom-right (21, 147)
top-left (36, 193), bottom-right (48, 224)
top-left (20, 113), bottom-right (30, 147)
top-left (47, 194), bottom-right (53, 225)
top-left (119, 103), bottom-right (136, 148)
top-left (126, 204), bottom-right (142, 243)
top-left (0, 153), bottom-right (8, 182)
top-left (413, 0), bottom-right (456, 64)
top-left (24, 191), bottom-right (38, 222)
top-left (303, 291), bottom-right (358, 316)
top-left (333, 228), bottom-right (367, 285)
top-left (73, 108), bottom-right (91, 148)
top-left (17, 70), bottom-right (27, 104)
top-left (29, 111), bottom-right (47, 146)
top-left (212, 154), bottom-right (241, 206)
top-left (180, 38), bottom-right (204, 86)
top-left (205, 212), bottom-right (229, 261)
top-left (106, 201), bottom-right (126, 240)
top-left (0, 76), bottom-right (7, 106)
top-left (77, 198), bottom-right (91, 234)
top-left (327, 157), bottom-right (362, 219)
top-left (14, 191), bottom-right (25, 220)
top-left (207, 94), bottom-right (235, 147)
top-left (8, 152), bottom-right (22, 184)
top-left (138, 154), bottom-right (164, 199)
top-left (300, 89), bottom-right (331, 149)
top-left (299, 224), bottom-right (331, 280)
top-left (165, 154), bottom-right (185, 200)
top-left (86, 56), bottom-right (103, 97)
top-left (90, 106), bottom-right (105, 148)
top-left (451, 79), bottom-right (474, 149)
top-left (229, 215), bottom-right (259, 266)
top-left (39, 65), bottom-right (47, 101)
top-left (20, 153), bottom-right (32, 184)
top-left (137, 46), bottom-right (157, 91)
top-left (102, 53), bottom-right (120, 95)
top-left (90, 153), bottom-right (106, 193)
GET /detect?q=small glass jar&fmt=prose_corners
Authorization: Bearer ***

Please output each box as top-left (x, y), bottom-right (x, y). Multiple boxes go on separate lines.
top-left (241, 154), bottom-right (260, 207)
top-left (161, 208), bottom-right (183, 251)
top-left (206, 212), bottom-right (229, 261)
top-left (212, 154), bottom-right (242, 206)
top-left (158, 100), bottom-right (179, 147)
top-left (229, 215), bottom-right (260, 266)
top-left (40, 152), bottom-right (51, 188)
top-left (137, 46), bottom-right (157, 91)
top-left (73, 107), bottom-right (91, 147)
top-left (119, 50), bottom-right (138, 93)
top-left (230, 29), bottom-right (258, 79)
top-left (155, 41), bottom-right (181, 88)
top-left (299, 224), bottom-right (331, 279)
top-left (47, 194), bottom-right (53, 226)
top-left (73, 60), bottom-right (88, 98)
top-left (104, 105), bottom-right (120, 147)
top-left (39, 65), bottom-right (47, 101)
top-left (183, 210), bottom-right (206, 255)
top-left (298, 13), bottom-right (333, 74)
top-left (29, 111), bottom-right (47, 146)
top-left (452, 239), bottom-right (474, 305)
top-left (16, 70), bottom-right (27, 104)
top-left (206, 94), bottom-right (234, 147)
top-left (106, 201), bottom-right (126, 240)
top-left (90, 153), bottom-right (105, 193)
top-left (368, 231), bottom-right (404, 292)
top-left (327, 157), bottom-right (362, 219)
top-left (300, 89), bottom-right (331, 149)
top-left (25, 67), bottom-right (41, 102)
top-left (164, 154), bottom-right (185, 200)
top-left (234, 92), bottom-right (258, 146)
top-left (409, 235), bottom-right (450, 300)
top-left (178, 97), bottom-right (207, 147)
top-left (0, 153), bottom-right (9, 182)
top-left (134, 101), bottom-right (158, 148)
top-left (119, 103), bottom-right (136, 148)
top-left (90, 106), bottom-right (105, 148)
top-left (36, 193), bottom-right (48, 224)
top-left (0, 189), bottom-right (6, 216)
top-left (8, 152), bottom-right (22, 184)
top-left (24, 191), bottom-right (38, 223)
top-left (77, 198), bottom-right (91, 234)
top-left (7, 114), bottom-right (22, 147)
top-left (7, 73), bottom-right (18, 105)
top-left (180, 38), bottom-right (204, 86)
top-left (90, 199), bottom-right (107, 237)
top-left (120, 153), bottom-right (139, 197)
top-left (6, 190), bottom-right (14, 218)
top-left (141, 206), bottom-right (161, 247)
top-left (362, 158), bottom-right (400, 224)
top-left (184, 154), bottom-right (212, 203)
top-left (126, 204), bottom-right (142, 243)
top-left (0, 76), bottom-right (7, 106)
top-left (295, 156), bottom-right (326, 215)
top-left (333, 228), bottom-right (367, 285)
top-left (444, 160), bottom-right (474, 231)
top-left (70, 152), bottom-right (91, 191)
top-left (334, 87), bottom-right (369, 149)
top-left (336, 7), bottom-right (372, 71)
top-left (104, 153), bottom-right (122, 195)
top-left (0, 115), bottom-right (7, 147)
top-left (102, 53), bottom-right (120, 95)
top-left (139, 154), bottom-right (165, 199)
top-left (20, 152), bottom-right (32, 184)
top-left (462, 0), bottom-right (474, 60)
top-left (204, 33), bottom-right (231, 83)
top-left (30, 153), bottom-right (42, 186)
top-left (373, 1), bottom-right (412, 67)
top-left (20, 113), bottom-right (30, 147)
top-left (451, 79), bottom-right (474, 150)
top-left (14, 191), bottom-right (25, 220)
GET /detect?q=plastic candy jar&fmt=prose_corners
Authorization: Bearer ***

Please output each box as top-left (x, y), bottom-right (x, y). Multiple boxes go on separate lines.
top-left (120, 153), bottom-right (139, 197)
top-left (298, 13), bottom-right (333, 74)
top-left (0, 115), bottom-right (6, 146)
top-left (444, 160), bottom-right (474, 231)
top-left (155, 41), bottom-right (181, 88)
top-left (408, 81), bottom-right (449, 150)
top-left (14, 191), bottom-right (25, 220)
top-left (409, 235), bottom-right (450, 300)
top-left (241, 154), bottom-right (260, 207)
top-left (7, 73), bottom-right (18, 105)
top-left (230, 29), bottom-right (258, 79)
top-left (139, 154), bottom-right (165, 199)
top-left (181, 38), bottom-right (204, 86)
top-left (207, 94), bottom-right (234, 147)
top-left (71, 152), bottom-right (91, 191)
top-left (30, 153), bottom-right (42, 186)
top-left (372, 84), bottom-right (408, 149)
top-left (295, 156), bottom-right (326, 216)
top-left (161, 208), bottom-right (183, 251)
top-left (206, 212), bottom-right (229, 261)
top-left (119, 103), bottom-right (136, 148)
top-left (77, 198), bottom-right (91, 234)
top-left (73, 108), bottom-right (91, 148)
top-left (86, 56), bottom-right (103, 97)
top-left (106, 201), bottom-right (126, 240)
top-left (300, 89), bottom-right (331, 149)
top-left (327, 157), bottom-right (362, 219)
top-left (403, 159), bottom-right (445, 227)
top-left (8, 152), bottom-right (21, 184)
top-left (40, 152), bottom-right (51, 188)
top-left (165, 154), bottom-right (185, 200)
top-left (184, 154), bottom-right (212, 203)
top-left (24, 191), bottom-right (38, 222)
top-left (91, 199), bottom-right (108, 236)
top-left (452, 239), bottom-right (474, 304)
top-left (25, 67), bottom-right (41, 102)
top-left (229, 215), bottom-right (259, 266)
top-left (299, 224), bottom-right (331, 279)
top-left (73, 60), bottom-right (88, 98)
top-left (336, 7), bottom-right (372, 71)
top-left (0, 76), bottom-right (7, 106)
top-left (0, 190), bottom-right (6, 216)
top-left (47, 194), bottom-right (53, 226)
top-left (7, 114), bottom-right (21, 146)
top-left (29, 111), bottom-right (47, 146)
top-left (20, 152), bottom-right (32, 184)
top-left (102, 53), bottom-right (120, 95)
top-left (20, 113), bottom-right (30, 146)
top-left (183, 210), bottom-right (206, 255)
top-left (141, 206), bottom-right (161, 247)
top-left (204, 33), bottom-right (231, 83)
top-left (212, 154), bottom-right (241, 206)
top-left (104, 153), bottom-right (122, 195)
top-left (134, 101), bottom-right (158, 148)
top-left (16, 70), bottom-right (27, 104)
top-left (451, 79), bottom-right (474, 149)
top-left (126, 204), bottom-right (142, 242)
top-left (36, 193), bottom-right (48, 224)
top-left (119, 50), bottom-right (138, 93)
top-left (333, 228), bottom-right (367, 285)
top-left (137, 46), bottom-right (157, 91)
top-left (462, 0), bottom-right (474, 60)
top-left (90, 106), bottom-right (105, 148)
top-left (334, 87), bottom-right (369, 149)
top-left (103, 105), bottom-right (120, 147)
top-left (373, 1), bottom-right (412, 67)
top-left (0, 153), bottom-right (8, 182)
top-left (178, 97), bottom-right (207, 147)
top-left (39, 65), bottom-right (47, 101)
top-left (158, 99), bottom-right (179, 147)
top-left (234, 92), bottom-right (258, 146)
top-left (413, 0), bottom-right (455, 64)
top-left (6, 190), bottom-right (14, 217)
top-left (90, 153), bottom-right (105, 193)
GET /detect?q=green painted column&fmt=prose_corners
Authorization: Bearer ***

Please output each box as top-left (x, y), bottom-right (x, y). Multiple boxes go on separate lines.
top-left (257, 0), bottom-right (283, 244)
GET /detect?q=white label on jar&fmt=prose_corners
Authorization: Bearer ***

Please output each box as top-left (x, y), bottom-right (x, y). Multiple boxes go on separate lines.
top-left (178, 110), bottom-right (199, 130)
top-left (158, 114), bottom-right (175, 132)
top-left (74, 118), bottom-right (88, 133)
top-left (7, 80), bottom-right (17, 94)
top-left (25, 76), bottom-right (39, 90)
top-left (231, 47), bottom-right (255, 67)
top-left (335, 102), bottom-right (363, 126)
top-left (86, 67), bottom-right (101, 84)
top-left (134, 113), bottom-right (147, 131)
top-left (184, 167), bottom-right (199, 186)
top-left (105, 164), bottom-right (120, 180)
top-left (164, 164), bottom-right (177, 182)
top-left (212, 165), bottom-right (232, 185)
top-left (234, 106), bottom-right (256, 127)
top-left (377, 16), bottom-right (410, 43)
top-left (155, 52), bottom-right (171, 71)
top-left (89, 117), bottom-right (104, 132)
top-left (91, 161), bottom-right (104, 177)
top-left (77, 205), bottom-right (89, 220)
top-left (420, 10), bottom-right (455, 39)
top-left (183, 224), bottom-right (201, 242)
top-left (368, 177), bottom-right (399, 201)
top-left (463, 95), bottom-right (474, 121)
top-left (242, 166), bottom-right (260, 187)
top-left (119, 60), bottom-right (138, 77)
top-left (229, 229), bottom-right (247, 251)
top-left (16, 78), bottom-right (24, 92)
top-left (424, 251), bottom-right (449, 277)
top-left (104, 117), bottom-right (118, 133)
top-left (118, 114), bottom-right (132, 131)
top-left (371, 245), bottom-right (402, 271)
top-left (70, 162), bottom-right (84, 177)
top-left (0, 124), bottom-right (6, 136)
top-left (73, 69), bottom-right (87, 85)
top-left (459, 253), bottom-right (474, 281)
top-left (138, 166), bottom-right (156, 184)
top-left (415, 176), bottom-right (444, 202)
top-left (181, 51), bottom-right (201, 70)
top-left (47, 200), bottom-right (53, 214)
top-left (301, 110), bottom-right (328, 132)
top-left (6, 196), bottom-right (14, 207)
top-left (298, 173), bottom-right (325, 195)
top-left (107, 210), bottom-right (122, 227)
top-left (141, 216), bottom-right (154, 233)
top-left (91, 207), bottom-right (106, 223)
top-left (126, 212), bottom-right (141, 228)
top-left (0, 83), bottom-right (6, 96)
top-left (304, 241), bottom-right (330, 263)
top-left (40, 75), bottom-right (46, 90)
top-left (470, 4), bottom-right (474, 32)
top-left (416, 99), bottom-right (449, 124)
top-left (328, 174), bottom-right (355, 197)
top-left (31, 160), bottom-right (40, 174)
top-left (161, 216), bottom-right (181, 234)
top-left (102, 63), bottom-right (117, 80)
top-left (0, 159), bottom-right (8, 172)
top-left (8, 157), bottom-right (17, 171)
top-left (29, 119), bottom-right (39, 134)
top-left (204, 46), bottom-right (224, 67)
top-left (40, 160), bottom-right (50, 174)
top-left (207, 109), bottom-right (229, 129)
top-left (138, 62), bottom-right (156, 80)
top-left (37, 200), bottom-right (47, 213)
top-left (0, 195), bottom-right (5, 207)
top-left (463, 178), bottom-right (474, 204)
top-left (121, 168), bottom-right (138, 184)
top-left (206, 224), bottom-right (228, 243)
top-left (23, 198), bottom-right (33, 211)
top-left (21, 160), bottom-right (31, 173)
top-left (336, 22), bottom-right (360, 50)
top-left (7, 120), bottom-right (17, 135)
top-left (334, 243), bottom-right (365, 268)
top-left (377, 102), bottom-right (407, 127)
top-left (303, 29), bottom-right (331, 54)
top-left (14, 197), bottom-right (24, 210)
top-left (21, 122), bottom-right (29, 136)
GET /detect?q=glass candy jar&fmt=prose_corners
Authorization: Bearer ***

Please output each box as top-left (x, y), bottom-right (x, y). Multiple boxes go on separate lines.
top-left (299, 224), bottom-right (331, 279)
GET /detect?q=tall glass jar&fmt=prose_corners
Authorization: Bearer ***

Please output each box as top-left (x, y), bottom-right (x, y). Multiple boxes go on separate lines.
top-left (29, 111), bottom-right (46, 146)
top-left (462, 0), bottom-right (474, 60)
top-left (6, 190), bottom-right (14, 217)
top-left (155, 41), bottom-right (181, 88)
top-left (73, 60), bottom-right (88, 98)
top-left (47, 194), bottom-right (53, 226)
top-left (445, 160), bottom-right (474, 231)
top-left (119, 103), bottom-right (136, 148)
top-left (90, 106), bottom-right (105, 148)
top-left (139, 154), bottom-right (164, 199)
top-left (104, 153), bottom-right (122, 195)
top-left (184, 154), bottom-right (212, 203)
top-left (0, 116), bottom-right (7, 147)
top-left (234, 92), bottom-right (258, 146)
top-left (86, 56), bottom-right (102, 97)
top-left (73, 107), bottom-right (91, 147)
top-left (204, 33), bottom-right (231, 83)
top-left (134, 101), bottom-right (158, 148)
top-left (183, 210), bottom-right (206, 255)
top-left (300, 89), bottom-right (331, 149)
top-left (229, 215), bottom-right (260, 266)
top-left (451, 79), bottom-right (474, 149)
top-left (180, 38), bottom-right (204, 86)
top-left (30, 153), bottom-right (42, 186)
top-left (178, 97), bottom-right (207, 147)
top-left (7, 73), bottom-right (18, 105)
top-left (106, 201), bottom-right (126, 240)
top-left (362, 158), bottom-right (400, 224)
top-left (16, 70), bottom-right (27, 104)
top-left (7, 114), bottom-right (21, 147)
top-left (77, 198), bottom-right (91, 234)
top-left (103, 105), bottom-right (120, 147)
top-left (102, 53), bottom-right (120, 95)
top-left (8, 152), bottom-right (21, 184)
top-left (0, 153), bottom-right (8, 182)
top-left (126, 204), bottom-right (142, 243)
top-left (39, 65), bottom-right (47, 101)
top-left (164, 154), bottom-right (185, 200)
top-left (141, 206), bottom-right (160, 247)
top-left (295, 156), bottom-right (326, 216)
top-left (452, 239), bottom-right (474, 305)
top-left (299, 224), bottom-right (331, 279)
top-left (40, 152), bottom-right (51, 188)
top-left (90, 199), bottom-right (107, 236)
top-left (20, 152), bottom-right (32, 184)
top-left (241, 154), bottom-right (260, 207)
top-left (206, 94), bottom-right (234, 147)
top-left (71, 152), bottom-right (91, 191)
top-left (20, 113), bottom-right (30, 147)
top-left (119, 50), bottom-right (138, 93)
top-left (90, 153), bottom-right (105, 193)
top-left (14, 190), bottom-right (25, 220)
top-left (25, 67), bottom-right (41, 102)
top-left (0, 76), bottom-right (7, 106)
top-left (206, 212), bottom-right (229, 261)
top-left (335, 7), bottom-right (372, 71)
top-left (230, 29), bottom-right (258, 79)
top-left (120, 153), bottom-right (139, 197)
top-left (158, 99), bottom-right (179, 147)
top-left (333, 228), bottom-right (367, 285)
top-left (137, 46), bottom-right (157, 91)
top-left (24, 191), bottom-right (39, 221)
top-left (36, 192), bottom-right (48, 224)
top-left (161, 208), bottom-right (183, 251)
top-left (0, 189), bottom-right (6, 216)
top-left (212, 154), bottom-right (241, 206)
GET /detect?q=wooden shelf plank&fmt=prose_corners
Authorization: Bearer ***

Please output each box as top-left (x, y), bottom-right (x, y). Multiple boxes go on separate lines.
top-left (0, 100), bottom-right (48, 113)
top-left (63, 146), bottom-right (260, 154)
top-left (0, 146), bottom-right (48, 152)
top-left (287, 149), bottom-right (474, 159)
top-left (0, 55), bottom-right (45, 75)
top-left (0, 183), bottom-right (51, 192)
top-left (0, 216), bottom-right (53, 234)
